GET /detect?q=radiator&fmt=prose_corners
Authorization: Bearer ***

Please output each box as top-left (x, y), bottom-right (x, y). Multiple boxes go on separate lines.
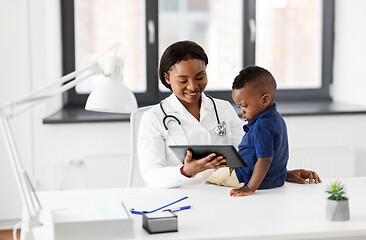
top-left (54, 154), bottom-right (130, 190)
top-left (52, 147), bottom-right (355, 190)
top-left (287, 146), bottom-right (356, 179)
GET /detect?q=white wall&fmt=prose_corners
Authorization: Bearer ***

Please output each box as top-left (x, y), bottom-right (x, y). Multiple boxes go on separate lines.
top-left (1, 0), bottom-right (366, 228)
top-left (0, 0), bottom-right (33, 227)
top-left (285, 115), bottom-right (366, 178)
top-left (34, 122), bottom-right (130, 191)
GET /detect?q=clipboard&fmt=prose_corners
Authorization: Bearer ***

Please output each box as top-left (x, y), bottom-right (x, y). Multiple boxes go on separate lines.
top-left (169, 145), bottom-right (247, 168)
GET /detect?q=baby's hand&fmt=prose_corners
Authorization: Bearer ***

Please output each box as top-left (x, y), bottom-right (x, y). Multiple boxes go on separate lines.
top-left (230, 185), bottom-right (255, 197)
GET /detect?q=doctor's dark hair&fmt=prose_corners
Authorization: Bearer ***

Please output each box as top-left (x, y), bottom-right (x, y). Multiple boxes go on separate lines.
top-left (159, 41), bottom-right (209, 90)
top-left (232, 65), bottom-right (277, 96)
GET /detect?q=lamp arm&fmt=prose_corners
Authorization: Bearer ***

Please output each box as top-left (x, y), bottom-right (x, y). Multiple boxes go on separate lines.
top-left (42, 63), bottom-right (101, 100)
top-left (0, 116), bottom-right (35, 221)
top-left (0, 63), bottom-right (101, 118)
top-left (0, 63), bottom-right (100, 116)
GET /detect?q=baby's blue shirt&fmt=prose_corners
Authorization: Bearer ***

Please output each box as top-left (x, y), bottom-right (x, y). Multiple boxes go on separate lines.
top-left (235, 103), bottom-right (289, 189)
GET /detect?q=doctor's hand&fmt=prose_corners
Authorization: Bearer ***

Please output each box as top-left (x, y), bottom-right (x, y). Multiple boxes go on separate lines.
top-left (180, 150), bottom-right (226, 178)
top-left (286, 169), bottom-right (322, 184)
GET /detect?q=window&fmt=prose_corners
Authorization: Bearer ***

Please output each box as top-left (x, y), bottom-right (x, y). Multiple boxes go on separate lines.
top-left (62, 0), bottom-right (334, 108)
top-left (254, 0), bottom-right (334, 100)
top-left (158, 0), bottom-right (243, 91)
top-left (74, 0), bottom-right (146, 93)
top-left (256, 0), bottom-right (322, 89)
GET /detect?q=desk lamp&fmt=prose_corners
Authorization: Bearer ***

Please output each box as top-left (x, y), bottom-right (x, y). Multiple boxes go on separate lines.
top-left (0, 45), bottom-right (137, 240)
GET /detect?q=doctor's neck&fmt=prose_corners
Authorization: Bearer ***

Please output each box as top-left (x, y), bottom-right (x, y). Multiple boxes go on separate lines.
top-left (176, 94), bottom-right (202, 121)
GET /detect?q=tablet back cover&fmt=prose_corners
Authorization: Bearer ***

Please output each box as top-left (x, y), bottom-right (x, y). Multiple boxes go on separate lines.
top-left (169, 145), bottom-right (246, 168)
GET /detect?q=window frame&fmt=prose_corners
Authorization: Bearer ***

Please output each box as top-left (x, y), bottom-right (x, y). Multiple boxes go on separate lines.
top-left (61, 0), bottom-right (334, 108)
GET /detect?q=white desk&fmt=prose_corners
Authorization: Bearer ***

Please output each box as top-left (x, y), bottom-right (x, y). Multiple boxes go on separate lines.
top-left (29, 177), bottom-right (366, 240)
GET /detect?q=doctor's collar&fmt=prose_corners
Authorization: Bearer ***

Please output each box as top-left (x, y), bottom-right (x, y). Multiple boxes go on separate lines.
top-left (168, 93), bottom-right (190, 114)
top-left (200, 92), bottom-right (215, 111)
top-left (168, 92), bottom-right (214, 114)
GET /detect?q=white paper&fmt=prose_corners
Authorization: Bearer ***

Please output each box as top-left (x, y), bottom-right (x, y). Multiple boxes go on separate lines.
top-left (96, 199), bottom-right (130, 219)
top-left (52, 199), bottom-right (130, 223)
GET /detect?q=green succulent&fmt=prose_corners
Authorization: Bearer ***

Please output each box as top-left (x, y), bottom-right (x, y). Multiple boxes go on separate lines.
top-left (326, 181), bottom-right (348, 201)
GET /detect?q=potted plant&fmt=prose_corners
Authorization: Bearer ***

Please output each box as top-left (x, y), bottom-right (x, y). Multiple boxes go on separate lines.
top-left (326, 181), bottom-right (349, 221)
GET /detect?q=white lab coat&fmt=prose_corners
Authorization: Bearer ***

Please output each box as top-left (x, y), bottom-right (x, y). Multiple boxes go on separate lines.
top-left (138, 93), bottom-right (244, 188)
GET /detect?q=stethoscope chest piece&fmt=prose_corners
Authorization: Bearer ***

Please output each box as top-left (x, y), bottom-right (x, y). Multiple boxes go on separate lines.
top-left (215, 121), bottom-right (226, 136)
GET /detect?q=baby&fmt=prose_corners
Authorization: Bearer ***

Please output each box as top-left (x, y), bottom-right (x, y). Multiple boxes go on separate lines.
top-left (230, 66), bottom-right (289, 197)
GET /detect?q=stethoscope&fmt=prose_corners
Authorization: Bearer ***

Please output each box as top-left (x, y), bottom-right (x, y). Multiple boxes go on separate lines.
top-left (159, 95), bottom-right (226, 136)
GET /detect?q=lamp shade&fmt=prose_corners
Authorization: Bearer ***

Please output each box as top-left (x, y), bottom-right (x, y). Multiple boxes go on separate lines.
top-left (85, 57), bottom-right (138, 113)
top-left (85, 78), bottom-right (138, 113)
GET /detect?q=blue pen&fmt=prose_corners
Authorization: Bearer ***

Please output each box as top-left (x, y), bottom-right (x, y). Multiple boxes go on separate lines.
top-left (130, 196), bottom-right (188, 215)
top-left (164, 205), bottom-right (192, 212)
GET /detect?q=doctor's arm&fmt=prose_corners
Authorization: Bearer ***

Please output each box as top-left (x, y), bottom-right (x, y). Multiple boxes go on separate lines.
top-left (138, 111), bottom-right (184, 188)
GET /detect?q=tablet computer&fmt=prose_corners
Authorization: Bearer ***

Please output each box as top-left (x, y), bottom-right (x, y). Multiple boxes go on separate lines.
top-left (169, 145), bottom-right (246, 168)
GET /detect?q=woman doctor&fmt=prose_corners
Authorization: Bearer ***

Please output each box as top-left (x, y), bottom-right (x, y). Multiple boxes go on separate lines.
top-left (138, 41), bottom-right (321, 188)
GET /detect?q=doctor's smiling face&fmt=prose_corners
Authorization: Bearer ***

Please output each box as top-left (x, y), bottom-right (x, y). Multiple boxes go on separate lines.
top-left (159, 41), bottom-right (209, 112)
top-left (164, 59), bottom-right (208, 108)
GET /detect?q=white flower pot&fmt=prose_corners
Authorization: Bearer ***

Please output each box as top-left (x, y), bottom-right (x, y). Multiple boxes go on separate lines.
top-left (326, 199), bottom-right (349, 221)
